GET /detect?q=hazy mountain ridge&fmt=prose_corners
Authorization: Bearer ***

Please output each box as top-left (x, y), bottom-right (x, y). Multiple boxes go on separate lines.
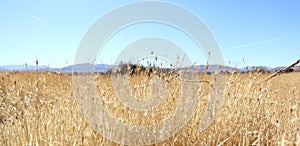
top-left (0, 65), bottom-right (50, 71)
top-left (0, 64), bottom-right (110, 73)
top-left (0, 64), bottom-right (299, 73)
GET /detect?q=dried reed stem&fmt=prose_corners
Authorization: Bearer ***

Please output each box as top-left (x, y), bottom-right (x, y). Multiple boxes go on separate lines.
top-left (264, 58), bottom-right (300, 82)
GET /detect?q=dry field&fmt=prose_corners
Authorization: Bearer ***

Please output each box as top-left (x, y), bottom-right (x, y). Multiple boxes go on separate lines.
top-left (0, 71), bottom-right (299, 145)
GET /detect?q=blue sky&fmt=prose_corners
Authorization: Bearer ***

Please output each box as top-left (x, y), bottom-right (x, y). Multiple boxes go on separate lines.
top-left (1, 0), bottom-right (299, 68)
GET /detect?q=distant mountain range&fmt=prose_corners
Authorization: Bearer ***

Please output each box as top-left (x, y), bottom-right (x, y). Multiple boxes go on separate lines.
top-left (0, 64), bottom-right (110, 73)
top-left (0, 65), bottom-right (50, 71)
top-left (0, 64), bottom-right (299, 73)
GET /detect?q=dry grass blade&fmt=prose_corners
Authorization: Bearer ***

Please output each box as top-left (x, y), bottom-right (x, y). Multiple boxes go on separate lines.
top-left (179, 76), bottom-right (210, 83)
top-left (264, 58), bottom-right (300, 82)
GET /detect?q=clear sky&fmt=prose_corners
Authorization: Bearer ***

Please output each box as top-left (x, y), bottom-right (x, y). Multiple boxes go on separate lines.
top-left (1, 0), bottom-right (299, 68)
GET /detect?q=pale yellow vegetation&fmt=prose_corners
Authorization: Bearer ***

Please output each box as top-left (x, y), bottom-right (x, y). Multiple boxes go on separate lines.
top-left (0, 71), bottom-right (299, 145)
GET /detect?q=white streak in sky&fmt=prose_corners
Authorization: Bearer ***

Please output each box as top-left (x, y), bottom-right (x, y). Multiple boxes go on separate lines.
top-left (230, 37), bottom-right (281, 51)
top-left (31, 16), bottom-right (44, 22)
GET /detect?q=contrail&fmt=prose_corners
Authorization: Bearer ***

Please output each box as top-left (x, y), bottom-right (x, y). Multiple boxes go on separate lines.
top-left (31, 16), bottom-right (44, 22)
top-left (229, 37), bottom-right (281, 51)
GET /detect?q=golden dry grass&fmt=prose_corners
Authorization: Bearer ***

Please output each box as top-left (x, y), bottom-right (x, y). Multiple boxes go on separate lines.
top-left (0, 71), bottom-right (299, 145)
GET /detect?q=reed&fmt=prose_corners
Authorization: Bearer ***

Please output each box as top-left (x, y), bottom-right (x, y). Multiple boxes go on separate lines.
top-left (0, 65), bottom-right (299, 145)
